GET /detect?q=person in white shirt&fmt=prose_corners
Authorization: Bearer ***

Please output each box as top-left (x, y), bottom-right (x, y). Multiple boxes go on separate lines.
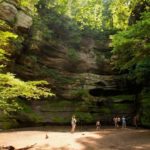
top-left (122, 116), bottom-right (126, 128)
top-left (71, 115), bottom-right (77, 133)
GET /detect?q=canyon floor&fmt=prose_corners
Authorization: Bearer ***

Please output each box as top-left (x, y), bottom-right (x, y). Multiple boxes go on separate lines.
top-left (0, 126), bottom-right (150, 150)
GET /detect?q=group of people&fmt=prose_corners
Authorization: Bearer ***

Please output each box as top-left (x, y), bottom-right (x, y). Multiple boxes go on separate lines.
top-left (71, 115), bottom-right (139, 133)
top-left (113, 116), bottom-right (126, 128)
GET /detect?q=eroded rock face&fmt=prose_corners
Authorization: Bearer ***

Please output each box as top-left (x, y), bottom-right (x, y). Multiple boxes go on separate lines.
top-left (15, 11), bottom-right (32, 30)
top-left (0, 2), bottom-right (18, 22)
top-left (6, 0), bottom-right (19, 6)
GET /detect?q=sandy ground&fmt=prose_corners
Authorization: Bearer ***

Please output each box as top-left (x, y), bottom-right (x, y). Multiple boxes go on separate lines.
top-left (0, 126), bottom-right (150, 150)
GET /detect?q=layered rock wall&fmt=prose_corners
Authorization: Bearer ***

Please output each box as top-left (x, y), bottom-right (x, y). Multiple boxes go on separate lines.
top-left (0, 0), bottom-right (141, 128)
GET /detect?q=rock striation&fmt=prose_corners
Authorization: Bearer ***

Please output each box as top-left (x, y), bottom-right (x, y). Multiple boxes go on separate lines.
top-left (0, 0), bottom-right (139, 127)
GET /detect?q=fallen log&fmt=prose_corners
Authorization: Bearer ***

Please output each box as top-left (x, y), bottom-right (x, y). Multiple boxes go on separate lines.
top-left (0, 143), bottom-right (37, 150)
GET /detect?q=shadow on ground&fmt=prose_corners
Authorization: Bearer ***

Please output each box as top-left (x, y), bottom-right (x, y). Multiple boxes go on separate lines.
top-left (74, 129), bottom-right (150, 150)
top-left (49, 129), bottom-right (150, 150)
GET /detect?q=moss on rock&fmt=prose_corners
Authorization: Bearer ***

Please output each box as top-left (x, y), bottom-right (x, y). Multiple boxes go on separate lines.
top-left (75, 112), bottom-right (94, 123)
top-left (110, 95), bottom-right (134, 102)
top-left (140, 88), bottom-right (150, 127)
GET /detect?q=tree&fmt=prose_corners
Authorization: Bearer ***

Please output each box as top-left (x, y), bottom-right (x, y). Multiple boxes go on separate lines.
top-left (37, 0), bottom-right (103, 30)
top-left (111, 11), bottom-right (150, 84)
top-left (20, 0), bottom-right (39, 14)
top-left (0, 20), bottom-right (54, 112)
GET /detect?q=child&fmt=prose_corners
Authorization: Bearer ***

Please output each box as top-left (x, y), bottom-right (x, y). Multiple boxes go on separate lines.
top-left (96, 120), bottom-right (101, 130)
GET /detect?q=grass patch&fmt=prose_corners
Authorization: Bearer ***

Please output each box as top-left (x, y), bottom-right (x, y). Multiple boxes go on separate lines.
top-left (112, 103), bottom-right (130, 111)
top-left (41, 68), bottom-right (75, 84)
top-left (140, 89), bottom-right (150, 127)
top-left (110, 95), bottom-right (134, 102)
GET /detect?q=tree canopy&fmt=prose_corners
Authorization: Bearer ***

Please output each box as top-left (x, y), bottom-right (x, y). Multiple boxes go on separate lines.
top-left (111, 2), bottom-right (150, 85)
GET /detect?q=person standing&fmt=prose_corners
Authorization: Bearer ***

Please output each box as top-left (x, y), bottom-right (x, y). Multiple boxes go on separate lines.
top-left (113, 116), bottom-right (117, 128)
top-left (122, 116), bottom-right (126, 128)
top-left (117, 116), bottom-right (121, 127)
top-left (71, 115), bottom-right (77, 133)
top-left (96, 120), bottom-right (101, 130)
top-left (133, 115), bottom-right (139, 129)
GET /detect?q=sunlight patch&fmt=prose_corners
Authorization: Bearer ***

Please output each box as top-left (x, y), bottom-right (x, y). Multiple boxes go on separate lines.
top-left (133, 146), bottom-right (144, 149)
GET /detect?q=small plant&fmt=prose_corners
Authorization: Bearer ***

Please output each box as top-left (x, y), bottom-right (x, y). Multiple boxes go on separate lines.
top-left (67, 48), bottom-right (79, 62)
top-left (41, 68), bottom-right (75, 84)
top-left (75, 112), bottom-right (94, 123)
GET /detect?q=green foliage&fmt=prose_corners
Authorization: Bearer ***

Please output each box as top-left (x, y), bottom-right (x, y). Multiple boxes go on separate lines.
top-left (35, 5), bottom-right (81, 45)
top-left (0, 19), bottom-right (11, 30)
top-left (32, 17), bottom-right (53, 41)
top-left (0, 119), bottom-right (19, 129)
top-left (15, 100), bottom-right (43, 123)
top-left (108, 0), bottom-right (148, 29)
top-left (21, 0), bottom-right (149, 31)
top-left (37, 0), bottom-right (103, 30)
top-left (0, 21), bottom-right (24, 54)
top-left (113, 104), bottom-right (130, 112)
top-left (0, 31), bottom-right (18, 48)
top-left (102, 0), bottom-right (113, 30)
top-left (72, 88), bottom-right (94, 102)
top-left (140, 88), bottom-right (150, 127)
top-left (42, 100), bottom-right (73, 110)
top-left (0, 25), bottom-right (19, 70)
top-left (67, 48), bottom-right (79, 62)
top-left (109, 0), bottom-right (132, 29)
top-left (75, 101), bottom-right (89, 112)
top-left (20, 0), bottom-right (39, 14)
top-left (0, 49), bottom-right (8, 70)
top-left (71, 0), bottom-right (103, 30)
top-left (56, 100), bottom-right (73, 107)
top-left (110, 95), bottom-right (134, 102)
top-left (41, 67), bottom-right (75, 84)
top-left (75, 112), bottom-right (94, 123)
top-left (0, 73), bottom-right (54, 111)
top-left (52, 116), bottom-right (66, 123)
top-left (99, 107), bottom-right (111, 113)
top-left (0, 21), bottom-right (54, 113)
top-left (22, 55), bottom-right (38, 67)
top-left (111, 11), bottom-right (150, 83)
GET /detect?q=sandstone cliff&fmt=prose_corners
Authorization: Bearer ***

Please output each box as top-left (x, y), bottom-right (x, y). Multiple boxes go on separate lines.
top-left (0, 0), bottom-right (140, 128)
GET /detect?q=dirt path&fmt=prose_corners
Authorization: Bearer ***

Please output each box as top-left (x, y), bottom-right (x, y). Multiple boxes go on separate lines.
top-left (0, 126), bottom-right (150, 150)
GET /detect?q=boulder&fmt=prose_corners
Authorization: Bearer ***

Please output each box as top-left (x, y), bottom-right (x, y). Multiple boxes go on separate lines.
top-left (15, 11), bottom-right (32, 30)
top-left (0, 2), bottom-right (17, 22)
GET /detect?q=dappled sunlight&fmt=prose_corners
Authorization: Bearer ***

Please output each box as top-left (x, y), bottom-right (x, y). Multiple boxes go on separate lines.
top-left (133, 145), bottom-right (150, 150)
top-left (75, 128), bottom-right (150, 150)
